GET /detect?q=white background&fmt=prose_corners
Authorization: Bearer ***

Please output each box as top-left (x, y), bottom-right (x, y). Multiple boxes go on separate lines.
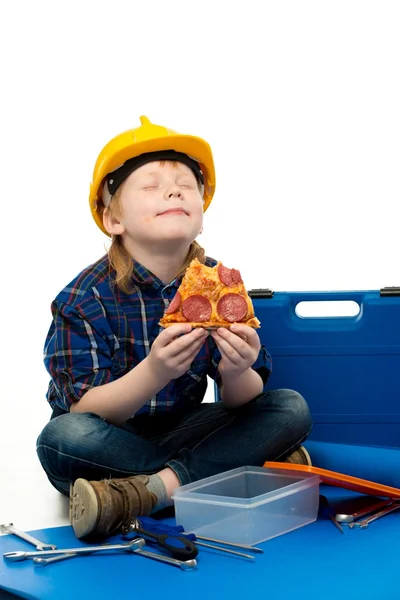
top-left (0, 0), bottom-right (399, 531)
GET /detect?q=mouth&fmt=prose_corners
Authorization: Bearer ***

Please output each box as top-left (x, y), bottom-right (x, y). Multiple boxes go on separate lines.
top-left (158, 208), bottom-right (189, 216)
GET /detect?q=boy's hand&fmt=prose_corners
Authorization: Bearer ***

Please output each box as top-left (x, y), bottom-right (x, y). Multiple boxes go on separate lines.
top-left (148, 324), bottom-right (208, 383)
top-left (211, 324), bottom-right (261, 379)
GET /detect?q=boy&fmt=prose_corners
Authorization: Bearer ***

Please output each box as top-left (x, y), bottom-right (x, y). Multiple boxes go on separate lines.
top-left (37, 116), bottom-right (312, 540)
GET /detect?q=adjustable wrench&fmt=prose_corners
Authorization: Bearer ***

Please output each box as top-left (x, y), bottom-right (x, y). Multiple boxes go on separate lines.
top-left (0, 523), bottom-right (56, 551)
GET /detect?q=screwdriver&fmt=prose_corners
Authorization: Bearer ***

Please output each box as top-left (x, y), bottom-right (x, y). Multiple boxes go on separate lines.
top-left (122, 517), bottom-right (262, 559)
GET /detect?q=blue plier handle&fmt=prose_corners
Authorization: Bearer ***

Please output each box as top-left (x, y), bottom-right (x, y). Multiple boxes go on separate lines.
top-left (121, 518), bottom-right (199, 560)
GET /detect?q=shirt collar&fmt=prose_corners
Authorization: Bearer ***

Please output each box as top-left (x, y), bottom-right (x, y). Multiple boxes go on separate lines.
top-left (131, 258), bottom-right (180, 290)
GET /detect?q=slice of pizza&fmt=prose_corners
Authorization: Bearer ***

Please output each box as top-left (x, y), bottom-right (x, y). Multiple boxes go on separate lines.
top-left (159, 258), bottom-right (260, 328)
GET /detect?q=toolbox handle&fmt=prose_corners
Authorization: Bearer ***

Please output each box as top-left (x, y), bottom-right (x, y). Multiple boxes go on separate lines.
top-left (250, 290), bottom-right (371, 325)
top-left (294, 300), bottom-right (360, 318)
top-left (289, 294), bottom-right (365, 322)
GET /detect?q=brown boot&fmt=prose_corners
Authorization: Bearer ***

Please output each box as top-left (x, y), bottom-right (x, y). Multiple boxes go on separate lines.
top-left (70, 475), bottom-right (157, 540)
top-left (283, 445), bottom-right (312, 466)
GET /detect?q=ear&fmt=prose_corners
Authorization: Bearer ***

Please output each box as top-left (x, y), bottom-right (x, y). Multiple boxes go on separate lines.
top-left (199, 226), bottom-right (203, 234)
top-left (103, 207), bottom-right (125, 236)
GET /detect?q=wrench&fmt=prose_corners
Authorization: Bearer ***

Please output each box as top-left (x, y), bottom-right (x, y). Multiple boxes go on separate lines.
top-left (34, 547), bottom-right (196, 570)
top-left (33, 553), bottom-right (77, 566)
top-left (348, 503), bottom-right (400, 529)
top-left (3, 539), bottom-right (145, 561)
top-left (4, 538), bottom-right (197, 570)
top-left (0, 523), bottom-right (56, 551)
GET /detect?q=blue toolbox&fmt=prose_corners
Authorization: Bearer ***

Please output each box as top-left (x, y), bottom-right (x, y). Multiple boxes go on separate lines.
top-left (1, 288), bottom-right (400, 600)
top-left (255, 287), bottom-right (400, 449)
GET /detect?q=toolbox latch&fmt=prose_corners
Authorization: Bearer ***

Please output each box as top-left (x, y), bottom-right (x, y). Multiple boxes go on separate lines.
top-left (380, 286), bottom-right (400, 297)
top-left (248, 288), bottom-right (274, 299)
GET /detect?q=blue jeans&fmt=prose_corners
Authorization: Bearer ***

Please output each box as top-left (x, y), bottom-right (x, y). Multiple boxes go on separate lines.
top-left (36, 390), bottom-right (312, 495)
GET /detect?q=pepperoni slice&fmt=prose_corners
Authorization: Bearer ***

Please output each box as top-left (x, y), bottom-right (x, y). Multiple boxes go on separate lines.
top-left (217, 293), bottom-right (248, 322)
top-left (166, 291), bottom-right (181, 314)
top-left (218, 265), bottom-right (234, 286)
top-left (231, 269), bottom-right (243, 284)
top-left (182, 295), bottom-right (212, 322)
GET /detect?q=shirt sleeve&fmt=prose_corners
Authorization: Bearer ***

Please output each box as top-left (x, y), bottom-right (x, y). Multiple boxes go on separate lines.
top-left (44, 300), bottom-right (116, 411)
top-left (251, 345), bottom-right (273, 385)
top-left (207, 337), bottom-right (272, 389)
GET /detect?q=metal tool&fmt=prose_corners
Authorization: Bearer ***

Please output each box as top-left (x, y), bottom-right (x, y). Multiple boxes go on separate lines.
top-left (33, 553), bottom-right (78, 566)
top-left (188, 539), bottom-right (255, 559)
top-left (189, 534), bottom-right (263, 553)
top-left (332, 495), bottom-right (394, 523)
top-left (348, 503), bottom-right (400, 529)
top-left (4, 538), bottom-right (197, 570)
top-left (123, 518), bottom-right (256, 560)
top-left (3, 539), bottom-right (146, 561)
top-left (318, 496), bottom-right (344, 534)
top-left (33, 547), bottom-right (196, 570)
top-left (0, 523), bottom-right (57, 551)
top-left (122, 547), bottom-right (196, 570)
top-left (124, 518), bottom-right (198, 560)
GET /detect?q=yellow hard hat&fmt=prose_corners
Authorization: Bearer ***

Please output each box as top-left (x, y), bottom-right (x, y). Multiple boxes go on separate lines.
top-left (89, 115), bottom-right (216, 236)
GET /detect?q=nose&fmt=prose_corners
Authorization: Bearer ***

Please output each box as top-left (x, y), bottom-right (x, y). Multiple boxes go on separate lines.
top-left (165, 183), bottom-right (182, 199)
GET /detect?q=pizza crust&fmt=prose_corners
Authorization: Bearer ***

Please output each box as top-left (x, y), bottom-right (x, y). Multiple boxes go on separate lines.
top-left (161, 318), bottom-right (261, 329)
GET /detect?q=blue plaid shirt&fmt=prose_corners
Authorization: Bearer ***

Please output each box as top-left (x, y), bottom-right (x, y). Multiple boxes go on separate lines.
top-left (44, 254), bottom-right (272, 416)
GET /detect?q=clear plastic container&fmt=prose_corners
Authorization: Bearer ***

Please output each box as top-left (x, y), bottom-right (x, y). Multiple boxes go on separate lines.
top-left (172, 465), bottom-right (320, 545)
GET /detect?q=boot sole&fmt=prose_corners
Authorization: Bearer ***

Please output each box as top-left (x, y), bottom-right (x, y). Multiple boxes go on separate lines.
top-left (284, 445), bottom-right (312, 466)
top-left (299, 445), bottom-right (312, 466)
top-left (70, 478), bottom-right (99, 539)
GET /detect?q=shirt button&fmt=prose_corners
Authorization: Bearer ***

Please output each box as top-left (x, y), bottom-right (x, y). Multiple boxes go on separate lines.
top-left (165, 287), bottom-right (172, 296)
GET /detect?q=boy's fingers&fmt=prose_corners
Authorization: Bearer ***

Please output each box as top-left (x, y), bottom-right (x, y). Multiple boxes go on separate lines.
top-left (230, 324), bottom-right (259, 347)
top-left (167, 328), bottom-right (207, 356)
top-left (174, 336), bottom-right (207, 363)
top-left (212, 329), bottom-right (249, 359)
top-left (160, 324), bottom-right (193, 343)
top-left (212, 335), bottom-right (241, 364)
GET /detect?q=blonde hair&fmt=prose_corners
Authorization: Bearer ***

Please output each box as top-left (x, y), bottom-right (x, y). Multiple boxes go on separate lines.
top-left (101, 170), bottom-right (206, 294)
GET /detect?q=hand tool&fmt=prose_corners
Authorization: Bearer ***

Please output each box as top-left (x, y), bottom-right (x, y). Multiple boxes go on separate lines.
top-left (3, 539), bottom-right (145, 561)
top-left (33, 546), bottom-right (196, 570)
top-left (0, 523), bottom-right (57, 551)
top-left (33, 553), bottom-right (78, 566)
top-left (189, 534), bottom-right (263, 553)
top-left (123, 518), bottom-right (258, 559)
top-left (4, 538), bottom-right (197, 570)
top-left (123, 518), bottom-right (198, 560)
top-left (332, 495), bottom-right (394, 523)
top-left (348, 503), bottom-right (400, 529)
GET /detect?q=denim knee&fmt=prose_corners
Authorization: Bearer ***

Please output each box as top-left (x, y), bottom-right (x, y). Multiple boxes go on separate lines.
top-left (37, 412), bottom-right (106, 452)
top-left (250, 388), bottom-right (312, 437)
top-left (276, 388), bottom-right (313, 436)
top-left (36, 412), bottom-right (108, 478)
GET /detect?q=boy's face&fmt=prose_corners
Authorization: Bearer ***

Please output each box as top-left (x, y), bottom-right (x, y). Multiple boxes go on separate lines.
top-left (109, 161), bottom-right (204, 246)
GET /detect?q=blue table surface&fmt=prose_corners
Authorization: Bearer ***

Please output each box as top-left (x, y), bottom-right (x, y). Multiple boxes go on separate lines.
top-left (1, 485), bottom-right (399, 600)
